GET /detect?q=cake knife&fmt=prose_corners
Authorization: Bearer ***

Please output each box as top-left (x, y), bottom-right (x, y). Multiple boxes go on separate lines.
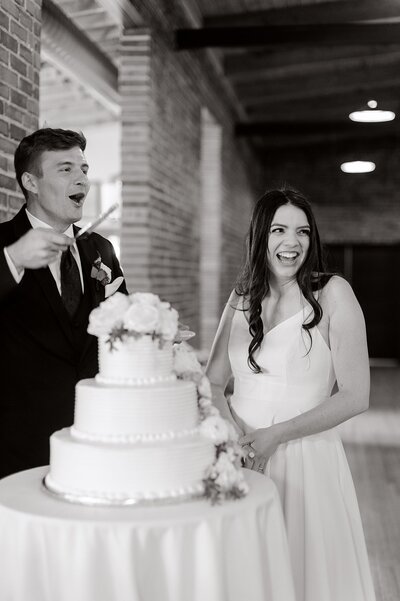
top-left (75, 202), bottom-right (119, 240)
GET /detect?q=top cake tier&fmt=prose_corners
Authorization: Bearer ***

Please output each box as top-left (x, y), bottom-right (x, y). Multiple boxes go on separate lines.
top-left (97, 336), bottom-right (175, 385)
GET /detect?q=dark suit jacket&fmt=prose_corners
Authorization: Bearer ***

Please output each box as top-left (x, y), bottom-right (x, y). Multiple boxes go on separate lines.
top-left (0, 206), bottom-right (128, 478)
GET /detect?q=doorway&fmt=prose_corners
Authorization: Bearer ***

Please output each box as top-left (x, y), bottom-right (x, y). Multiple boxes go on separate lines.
top-left (325, 244), bottom-right (400, 360)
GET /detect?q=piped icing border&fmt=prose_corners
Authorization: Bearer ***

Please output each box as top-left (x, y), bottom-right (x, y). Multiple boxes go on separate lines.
top-left (70, 425), bottom-right (200, 444)
top-left (43, 475), bottom-right (205, 506)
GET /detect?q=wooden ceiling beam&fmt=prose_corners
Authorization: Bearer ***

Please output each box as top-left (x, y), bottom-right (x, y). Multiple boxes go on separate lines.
top-left (250, 131), bottom-right (399, 151)
top-left (224, 46), bottom-right (400, 79)
top-left (95, 0), bottom-right (143, 27)
top-left (231, 51), bottom-right (400, 90)
top-left (204, 0), bottom-right (400, 28)
top-left (175, 23), bottom-right (400, 50)
top-left (235, 121), bottom-right (397, 137)
top-left (42, 0), bottom-right (119, 116)
top-left (239, 59), bottom-right (400, 106)
top-left (247, 100), bottom-right (399, 123)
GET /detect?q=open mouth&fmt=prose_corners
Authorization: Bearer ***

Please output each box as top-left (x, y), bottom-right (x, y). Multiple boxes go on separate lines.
top-left (277, 251), bottom-right (299, 263)
top-left (69, 193), bottom-right (85, 205)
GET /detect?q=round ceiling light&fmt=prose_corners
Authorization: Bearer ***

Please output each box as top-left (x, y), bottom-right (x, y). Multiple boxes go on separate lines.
top-left (349, 100), bottom-right (395, 123)
top-left (349, 109), bottom-right (395, 122)
top-left (340, 161), bottom-right (376, 174)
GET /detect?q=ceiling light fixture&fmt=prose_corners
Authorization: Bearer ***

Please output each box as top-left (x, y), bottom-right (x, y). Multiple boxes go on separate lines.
top-left (340, 161), bottom-right (376, 174)
top-left (349, 100), bottom-right (395, 123)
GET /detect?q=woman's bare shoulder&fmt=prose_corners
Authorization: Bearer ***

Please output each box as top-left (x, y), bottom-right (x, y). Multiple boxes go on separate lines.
top-left (318, 275), bottom-right (360, 317)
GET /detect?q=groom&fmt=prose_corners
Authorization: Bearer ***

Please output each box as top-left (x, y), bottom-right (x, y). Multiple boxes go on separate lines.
top-left (0, 128), bottom-right (127, 479)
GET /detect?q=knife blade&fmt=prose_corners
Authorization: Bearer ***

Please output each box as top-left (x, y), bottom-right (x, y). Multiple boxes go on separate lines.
top-left (75, 202), bottom-right (119, 240)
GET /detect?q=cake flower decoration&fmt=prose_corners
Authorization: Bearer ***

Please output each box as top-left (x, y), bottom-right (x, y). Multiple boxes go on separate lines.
top-left (88, 291), bottom-right (179, 349)
top-left (173, 343), bottom-right (249, 504)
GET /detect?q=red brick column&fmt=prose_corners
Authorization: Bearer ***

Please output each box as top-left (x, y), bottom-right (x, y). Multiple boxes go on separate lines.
top-left (0, 0), bottom-right (41, 222)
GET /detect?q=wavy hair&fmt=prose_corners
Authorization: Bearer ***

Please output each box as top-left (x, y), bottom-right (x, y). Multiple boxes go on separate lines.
top-left (235, 187), bottom-right (330, 373)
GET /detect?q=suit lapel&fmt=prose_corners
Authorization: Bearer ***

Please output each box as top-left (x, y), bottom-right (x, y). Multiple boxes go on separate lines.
top-left (75, 230), bottom-right (104, 307)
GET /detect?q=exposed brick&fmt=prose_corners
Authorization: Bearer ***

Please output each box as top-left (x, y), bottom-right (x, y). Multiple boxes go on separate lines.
top-left (0, 46), bottom-right (9, 64)
top-left (18, 9), bottom-right (33, 31)
top-left (18, 76), bottom-right (33, 96)
top-left (10, 88), bottom-right (27, 109)
top-left (0, 173), bottom-right (16, 191)
top-left (0, 0), bottom-right (19, 20)
top-left (0, 9), bottom-right (9, 29)
top-left (25, 0), bottom-right (41, 20)
top-left (19, 43), bottom-right (33, 65)
top-left (0, 155), bottom-right (8, 171)
top-left (0, 136), bottom-right (17, 155)
top-left (0, 83), bottom-right (9, 100)
top-left (10, 123), bottom-right (26, 141)
top-left (0, 30), bottom-right (18, 54)
top-left (119, 18), bottom-right (261, 345)
top-left (0, 118), bottom-right (9, 136)
top-left (26, 97), bottom-right (39, 114)
top-left (0, 0), bottom-right (40, 221)
top-left (10, 54), bottom-right (27, 77)
top-left (0, 65), bottom-right (18, 87)
top-left (10, 19), bottom-right (28, 44)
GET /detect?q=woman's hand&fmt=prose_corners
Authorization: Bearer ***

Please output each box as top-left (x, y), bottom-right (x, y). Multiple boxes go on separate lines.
top-left (239, 426), bottom-right (281, 472)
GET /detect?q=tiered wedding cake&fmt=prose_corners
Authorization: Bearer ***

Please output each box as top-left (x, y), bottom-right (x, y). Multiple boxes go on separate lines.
top-left (44, 292), bottom-right (247, 505)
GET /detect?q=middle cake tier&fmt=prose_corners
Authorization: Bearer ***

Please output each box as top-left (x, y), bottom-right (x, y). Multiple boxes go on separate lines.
top-left (73, 378), bottom-right (198, 442)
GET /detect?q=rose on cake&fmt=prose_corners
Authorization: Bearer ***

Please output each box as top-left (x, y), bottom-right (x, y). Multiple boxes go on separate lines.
top-left (172, 342), bottom-right (248, 504)
top-left (88, 292), bottom-right (179, 348)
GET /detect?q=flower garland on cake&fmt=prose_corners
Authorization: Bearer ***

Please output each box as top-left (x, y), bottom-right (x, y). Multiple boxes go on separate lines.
top-left (173, 343), bottom-right (249, 504)
top-left (88, 292), bottom-right (179, 348)
top-left (89, 291), bottom-right (249, 504)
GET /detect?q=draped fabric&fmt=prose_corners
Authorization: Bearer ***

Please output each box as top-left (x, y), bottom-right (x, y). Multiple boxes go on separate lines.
top-left (0, 467), bottom-right (295, 601)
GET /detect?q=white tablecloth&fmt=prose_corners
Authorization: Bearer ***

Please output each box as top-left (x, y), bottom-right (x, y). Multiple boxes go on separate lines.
top-left (0, 467), bottom-right (295, 601)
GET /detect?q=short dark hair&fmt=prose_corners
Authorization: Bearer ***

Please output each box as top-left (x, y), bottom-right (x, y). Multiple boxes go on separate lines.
top-left (14, 128), bottom-right (87, 200)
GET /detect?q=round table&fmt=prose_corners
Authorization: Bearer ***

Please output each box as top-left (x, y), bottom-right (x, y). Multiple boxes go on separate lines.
top-left (0, 466), bottom-right (295, 601)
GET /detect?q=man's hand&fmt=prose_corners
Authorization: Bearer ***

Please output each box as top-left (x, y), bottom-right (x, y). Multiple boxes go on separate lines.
top-left (6, 228), bottom-right (73, 271)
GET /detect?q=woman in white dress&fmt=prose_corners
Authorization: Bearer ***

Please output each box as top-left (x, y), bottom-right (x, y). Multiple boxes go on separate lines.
top-left (206, 188), bottom-right (376, 601)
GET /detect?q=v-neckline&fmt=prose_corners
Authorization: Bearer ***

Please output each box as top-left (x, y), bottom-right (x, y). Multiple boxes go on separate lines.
top-left (263, 308), bottom-right (305, 337)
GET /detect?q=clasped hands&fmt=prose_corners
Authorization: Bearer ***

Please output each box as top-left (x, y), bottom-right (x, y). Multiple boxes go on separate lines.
top-left (239, 425), bottom-right (281, 473)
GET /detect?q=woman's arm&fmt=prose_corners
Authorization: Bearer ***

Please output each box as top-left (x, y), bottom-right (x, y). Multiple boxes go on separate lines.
top-left (206, 289), bottom-right (240, 428)
top-left (241, 277), bottom-right (370, 461)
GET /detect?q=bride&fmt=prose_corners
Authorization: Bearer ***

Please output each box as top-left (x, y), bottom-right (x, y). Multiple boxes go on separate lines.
top-left (206, 188), bottom-right (376, 601)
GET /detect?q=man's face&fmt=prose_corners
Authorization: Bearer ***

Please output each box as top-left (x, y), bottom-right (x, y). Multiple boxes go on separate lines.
top-left (26, 146), bottom-right (90, 231)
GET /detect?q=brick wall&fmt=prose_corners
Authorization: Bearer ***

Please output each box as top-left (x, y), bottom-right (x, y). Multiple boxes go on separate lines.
top-left (0, 0), bottom-right (41, 222)
top-left (121, 1), bottom-right (263, 343)
top-left (262, 136), bottom-right (400, 244)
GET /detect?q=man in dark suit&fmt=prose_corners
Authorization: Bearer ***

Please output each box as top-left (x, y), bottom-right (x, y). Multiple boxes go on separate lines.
top-left (0, 128), bottom-right (127, 478)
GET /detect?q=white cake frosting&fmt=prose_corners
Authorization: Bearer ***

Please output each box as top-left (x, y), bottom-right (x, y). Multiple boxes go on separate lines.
top-left (47, 429), bottom-right (215, 502)
top-left (73, 378), bottom-right (199, 443)
top-left (97, 336), bottom-right (175, 385)
top-left (45, 293), bottom-right (247, 505)
top-left (45, 329), bottom-right (217, 504)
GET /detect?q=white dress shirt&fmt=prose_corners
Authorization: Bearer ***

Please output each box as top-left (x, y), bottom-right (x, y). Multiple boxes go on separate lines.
top-left (4, 210), bottom-right (84, 293)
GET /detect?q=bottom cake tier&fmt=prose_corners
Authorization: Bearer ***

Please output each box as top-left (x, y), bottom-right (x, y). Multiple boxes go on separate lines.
top-left (45, 428), bottom-right (216, 504)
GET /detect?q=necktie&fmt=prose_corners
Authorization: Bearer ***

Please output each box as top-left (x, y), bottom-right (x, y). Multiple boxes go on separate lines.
top-left (60, 247), bottom-right (82, 318)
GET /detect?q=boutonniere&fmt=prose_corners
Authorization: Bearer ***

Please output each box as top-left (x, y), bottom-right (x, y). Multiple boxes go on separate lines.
top-left (91, 252), bottom-right (112, 288)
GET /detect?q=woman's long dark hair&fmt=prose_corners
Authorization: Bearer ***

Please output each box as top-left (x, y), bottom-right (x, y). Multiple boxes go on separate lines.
top-left (235, 187), bottom-right (330, 373)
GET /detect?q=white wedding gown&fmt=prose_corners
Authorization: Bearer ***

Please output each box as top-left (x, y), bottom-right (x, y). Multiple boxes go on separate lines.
top-left (228, 301), bottom-right (376, 601)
